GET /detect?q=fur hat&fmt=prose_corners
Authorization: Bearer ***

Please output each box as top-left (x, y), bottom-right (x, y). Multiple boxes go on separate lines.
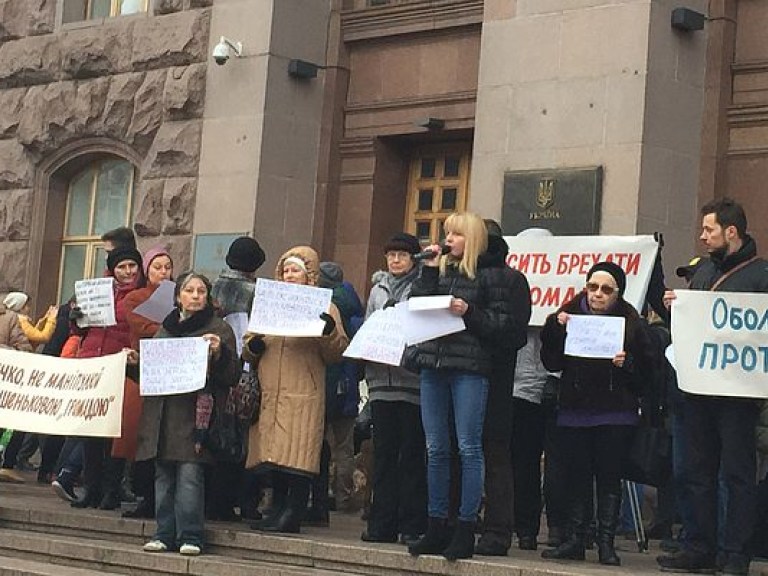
top-left (106, 246), bottom-right (143, 275)
top-left (587, 261), bottom-right (627, 297)
top-left (383, 232), bottom-right (420, 255)
top-left (2, 292), bottom-right (28, 313)
top-left (225, 236), bottom-right (266, 273)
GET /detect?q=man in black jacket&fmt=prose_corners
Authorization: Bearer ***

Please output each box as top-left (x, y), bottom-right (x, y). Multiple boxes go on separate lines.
top-left (658, 198), bottom-right (768, 576)
top-left (474, 221), bottom-right (532, 556)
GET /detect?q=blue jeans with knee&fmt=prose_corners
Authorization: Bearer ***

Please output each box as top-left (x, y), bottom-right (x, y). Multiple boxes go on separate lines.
top-left (155, 460), bottom-right (205, 548)
top-left (420, 369), bottom-right (488, 522)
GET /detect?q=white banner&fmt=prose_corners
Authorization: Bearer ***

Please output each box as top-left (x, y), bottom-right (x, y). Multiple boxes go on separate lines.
top-left (248, 279), bottom-right (332, 337)
top-left (671, 290), bottom-right (768, 398)
top-left (503, 235), bottom-right (658, 326)
top-left (75, 278), bottom-right (116, 328)
top-left (139, 337), bottom-right (210, 396)
top-left (343, 308), bottom-right (406, 366)
top-left (0, 349), bottom-right (126, 437)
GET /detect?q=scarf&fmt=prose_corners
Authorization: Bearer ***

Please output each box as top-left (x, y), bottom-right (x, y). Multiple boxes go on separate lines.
top-left (162, 304), bottom-right (215, 336)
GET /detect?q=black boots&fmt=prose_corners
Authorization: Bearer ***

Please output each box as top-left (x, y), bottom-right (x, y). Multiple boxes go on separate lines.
top-left (260, 476), bottom-right (309, 534)
top-left (408, 517), bottom-right (452, 556)
top-left (542, 501), bottom-right (586, 561)
top-left (596, 494), bottom-right (621, 566)
top-left (71, 487), bottom-right (102, 509)
top-left (442, 521), bottom-right (476, 561)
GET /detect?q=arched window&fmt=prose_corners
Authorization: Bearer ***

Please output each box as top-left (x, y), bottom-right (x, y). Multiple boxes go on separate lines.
top-left (58, 158), bottom-right (135, 300)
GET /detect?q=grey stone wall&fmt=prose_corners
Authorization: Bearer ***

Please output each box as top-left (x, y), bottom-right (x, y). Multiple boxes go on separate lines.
top-left (0, 0), bottom-right (211, 292)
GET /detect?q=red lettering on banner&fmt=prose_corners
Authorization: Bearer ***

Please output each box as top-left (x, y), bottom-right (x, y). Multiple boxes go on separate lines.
top-left (625, 253), bottom-right (640, 275)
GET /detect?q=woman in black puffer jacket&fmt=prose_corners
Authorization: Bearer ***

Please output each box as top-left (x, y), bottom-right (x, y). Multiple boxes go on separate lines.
top-left (540, 261), bottom-right (654, 567)
top-left (406, 212), bottom-right (519, 561)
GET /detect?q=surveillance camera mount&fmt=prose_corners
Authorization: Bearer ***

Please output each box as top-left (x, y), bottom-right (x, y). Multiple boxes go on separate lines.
top-left (218, 36), bottom-right (243, 58)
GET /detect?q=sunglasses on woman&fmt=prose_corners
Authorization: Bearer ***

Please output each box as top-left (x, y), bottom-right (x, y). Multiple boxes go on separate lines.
top-left (586, 282), bottom-right (616, 296)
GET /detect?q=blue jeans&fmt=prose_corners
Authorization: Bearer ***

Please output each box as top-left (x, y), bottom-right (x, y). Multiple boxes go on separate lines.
top-left (155, 460), bottom-right (205, 548)
top-left (420, 369), bottom-right (488, 522)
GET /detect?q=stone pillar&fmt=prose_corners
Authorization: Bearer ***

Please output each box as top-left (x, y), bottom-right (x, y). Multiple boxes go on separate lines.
top-left (194, 0), bottom-right (331, 271)
top-left (472, 0), bottom-right (708, 280)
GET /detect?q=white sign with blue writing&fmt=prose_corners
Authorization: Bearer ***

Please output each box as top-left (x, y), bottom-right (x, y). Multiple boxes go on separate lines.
top-left (671, 290), bottom-right (768, 398)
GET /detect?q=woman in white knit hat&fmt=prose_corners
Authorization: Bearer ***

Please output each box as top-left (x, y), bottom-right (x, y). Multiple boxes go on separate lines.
top-left (2, 292), bottom-right (58, 348)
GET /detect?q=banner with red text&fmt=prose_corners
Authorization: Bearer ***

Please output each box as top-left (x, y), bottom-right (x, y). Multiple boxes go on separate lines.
top-left (0, 349), bottom-right (126, 437)
top-left (503, 235), bottom-right (659, 326)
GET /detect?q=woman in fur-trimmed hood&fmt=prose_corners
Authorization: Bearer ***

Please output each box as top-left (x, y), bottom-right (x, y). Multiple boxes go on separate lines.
top-left (243, 245), bottom-right (348, 534)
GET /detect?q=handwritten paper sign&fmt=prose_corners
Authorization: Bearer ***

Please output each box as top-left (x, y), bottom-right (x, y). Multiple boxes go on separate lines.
top-left (408, 296), bottom-right (452, 311)
top-left (0, 349), bottom-right (126, 437)
top-left (248, 279), bottom-right (332, 337)
top-left (132, 280), bottom-right (175, 323)
top-left (74, 278), bottom-right (116, 328)
top-left (396, 301), bottom-right (465, 346)
top-left (564, 315), bottom-right (625, 359)
top-left (343, 308), bottom-right (406, 366)
top-left (503, 235), bottom-right (658, 326)
top-left (671, 290), bottom-right (768, 398)
top-left (139, 337), bottom-right (210, 396)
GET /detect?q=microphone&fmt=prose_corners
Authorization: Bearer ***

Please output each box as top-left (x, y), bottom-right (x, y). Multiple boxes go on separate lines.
top-left (413, 244), bottom-right (450, 262)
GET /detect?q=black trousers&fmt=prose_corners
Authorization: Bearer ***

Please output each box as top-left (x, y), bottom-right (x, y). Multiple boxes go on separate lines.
top-left (511, 398), bottom-right (545, 538)
top-left (82, 437), bottom-right (124, 496)
top-left (368, 400), bottom-right (427, 537)
top-left (480, 372), bottom-right (514, 545)
top-left (560, 425), bottom-right (634, 533)
top-left (0, 429), bottom-right (23, 469)
top-left (543, 407), bottom-right (569, 531)
top-left (683, 395), bottom-right (760, 560)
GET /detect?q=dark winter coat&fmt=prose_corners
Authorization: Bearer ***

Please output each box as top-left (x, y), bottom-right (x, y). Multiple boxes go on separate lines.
top-left (325, 283), bottom-right (364, 421)
top-left (212, 269), bottom-right (256, 317)
top-left (407, 248), bottom-right (527, 377)
top-left (135, 306), bottom-right (240, 464)
top-left (689, 236), bottom-right (768, 293)
top-left (540, 293), bottom-right (654, 414)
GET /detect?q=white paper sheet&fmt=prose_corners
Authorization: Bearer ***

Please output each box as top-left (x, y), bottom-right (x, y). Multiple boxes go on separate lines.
top-left (132, 280), bottom-right (175, 323)
top-left (139, 337), bottom-right (210, 396)
top-left (248, 278), bottom-right (332, 337)
top-left (408, 295), bottom-right (453, 311)
top-left (564, 315), bottom-right (625, 359)
top-left (343, 308), bottom-right (406, 366)
top-left (74, 278), bottom-right (116, 328)
top-left (396, 301), bottom-right (466, 346)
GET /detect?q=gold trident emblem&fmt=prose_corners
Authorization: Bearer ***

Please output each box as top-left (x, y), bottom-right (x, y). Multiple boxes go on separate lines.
top-left (536, 178), bottom-right (555, 210)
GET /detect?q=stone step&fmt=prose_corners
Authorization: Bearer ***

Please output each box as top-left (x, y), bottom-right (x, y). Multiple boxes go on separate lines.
top-left (0, 555), bottom-right (124, 576)
top-left (0, 530), bottom-right (363, 576)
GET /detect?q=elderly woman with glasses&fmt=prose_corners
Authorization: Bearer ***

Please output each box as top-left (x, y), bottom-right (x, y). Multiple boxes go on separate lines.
top-left (539, 261), bottom-right (654, 567)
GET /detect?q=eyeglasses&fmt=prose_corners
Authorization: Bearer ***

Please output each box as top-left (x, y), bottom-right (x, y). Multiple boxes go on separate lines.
top-left (385, 251), bottom-right (411, 261)
top-left (586, 282), bottom-right (616, 295)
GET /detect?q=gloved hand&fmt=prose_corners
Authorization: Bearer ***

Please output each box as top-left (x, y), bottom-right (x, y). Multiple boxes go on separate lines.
top-left (247, 335), bottom-right (266, 355)
top-left (68, 306), bottom-right (84, 321)
top-left (320, 312), bottom-right (336, 336)
top-left (382, 298), bottom-right (397, 309)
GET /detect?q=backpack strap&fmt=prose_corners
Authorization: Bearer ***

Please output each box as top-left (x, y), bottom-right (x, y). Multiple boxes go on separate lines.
top-left (710, 256), bottom-right (760, 292)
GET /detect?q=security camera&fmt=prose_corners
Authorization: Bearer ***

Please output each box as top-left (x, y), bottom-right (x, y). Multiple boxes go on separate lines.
top-left (212, 36), bottom-right (243, 66)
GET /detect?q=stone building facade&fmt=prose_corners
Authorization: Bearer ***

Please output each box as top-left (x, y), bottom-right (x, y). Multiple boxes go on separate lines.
top-left (0, 0), bottom-right (766, 311)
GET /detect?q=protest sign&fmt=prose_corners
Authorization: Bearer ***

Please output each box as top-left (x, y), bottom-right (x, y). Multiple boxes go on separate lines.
top-left (248, 279), bottom-right (332, 337)
top-left (671, 290), bottom-right (768, 398)
top-left (74, 278), bottom-right (116, 327)
top-left (503, 235), bottom-right (658, 326)
top-left (564, 315), bottom-right (625, 359)
top-left (408, 296), bottom-right (452, 311)
top-left (343, 308), bottom-right (406, 366)
top-left (396, 301), bottom-right (465, 346)
top-left (0, 349), bottom-right (126, 437)
top-left (132, 280), bottom-right (175, 323)
top-left (139, 337), bottom-right (210, 396)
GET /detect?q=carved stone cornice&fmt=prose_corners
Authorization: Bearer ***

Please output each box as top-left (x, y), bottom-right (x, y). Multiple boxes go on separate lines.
top-left (341, 0), bottom-right (483, 42)
top-left (346, 89), bottom-right (476, 113)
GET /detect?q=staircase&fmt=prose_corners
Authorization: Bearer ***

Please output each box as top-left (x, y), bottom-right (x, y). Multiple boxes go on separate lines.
top-left (1, 482), bottom-right (751, 576)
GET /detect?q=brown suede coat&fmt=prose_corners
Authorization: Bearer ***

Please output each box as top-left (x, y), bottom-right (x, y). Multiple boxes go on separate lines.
top-left (244, 246), bottom-right (348, 475)
top-left (0, 305), bottom-right (32, 351)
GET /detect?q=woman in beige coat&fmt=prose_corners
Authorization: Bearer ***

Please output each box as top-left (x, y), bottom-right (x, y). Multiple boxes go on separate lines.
top-left (243, 246), bottom-right (348, 534)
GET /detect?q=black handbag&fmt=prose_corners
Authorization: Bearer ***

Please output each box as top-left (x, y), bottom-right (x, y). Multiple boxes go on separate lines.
top-left (225, 368), bottom-right (261, 425)
top-left (623, 420), bottom-right (672, 487)
top-left (205, 405), bottom-right (245, 462)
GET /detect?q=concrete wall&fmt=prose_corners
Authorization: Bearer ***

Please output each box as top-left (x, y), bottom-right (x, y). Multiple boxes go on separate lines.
top-left (472, 0), bottom-right (708, 282)
top-left (195, 0), bottom-right (332, 272)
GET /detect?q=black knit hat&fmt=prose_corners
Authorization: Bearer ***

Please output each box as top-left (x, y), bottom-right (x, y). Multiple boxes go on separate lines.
top-left (106, 246), bottom-right (143, 274)
top-left (319, 262), bottom-right (344, 289)
top-left (383, 232), bottom-right (421, 256)
top-left (587, 261), bottom-right (627, 297)
top-left (226, 236), bottom-right (266, 273)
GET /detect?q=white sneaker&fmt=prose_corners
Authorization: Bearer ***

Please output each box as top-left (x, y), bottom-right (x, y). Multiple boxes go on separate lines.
top-left (179, 543), bottom-right (201, 556)
top-left (143, 540), bottom-right (168, 553)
